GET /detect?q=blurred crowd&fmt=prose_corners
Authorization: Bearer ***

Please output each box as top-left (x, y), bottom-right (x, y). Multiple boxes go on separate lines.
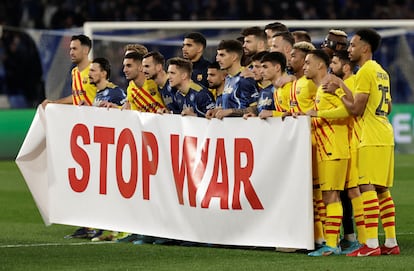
top-left (1, 0), bottom-right (414, 29)
top-left (0, 0), bottom-right (413, 108)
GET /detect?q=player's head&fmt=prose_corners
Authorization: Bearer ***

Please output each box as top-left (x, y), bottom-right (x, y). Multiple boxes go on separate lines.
top-left (207, 61), bottom-right (226, 89)
top-left (216, 39), bottom-right (244, 70)
top-left (241, 26), bottom-right (267, 56)
top-left (270, 31), bottom-right (295, 58)
top-left (89, 57), bottom-right (111, 85)
top-left (251, 51), bottom-right (268, 81)
top-left (124, 44), bottom-right (148, 56)
top-left (288, 41), bottom-right (315, 74)
top-left (321, 29), bottom-right (348, 58)
top-left (354, 28), bottom-right (382, 53)
top-left (182, 32), bottom-right (207, 61)
top-left (348, 28), bottom-right (381, 64)
top-left (304, 49), bottom-right (330, 80)
top-left (330, 50), bottom-right (355, 79)
top-left (264, 22), bottom-right (289, 47)
top-left (70, 34), bottom-right (92, 64)
top-left (292, 30), bottom-right (312, 43)
top-left (123, 52), bottom-right (143, 81)
top-left (71, 34), bottom-right (92, 49)
top-left (260, 51), bottom-right (287, 81)
top-left (167, 57), bottom-right (193, 88)
top-left (142, 51), bottom-right (165, 80)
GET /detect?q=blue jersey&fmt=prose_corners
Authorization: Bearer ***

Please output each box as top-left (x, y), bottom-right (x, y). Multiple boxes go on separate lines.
top-left (93, 83), bottom-right (126, 106)
top-left (192, 56), bottom-right (210, 88)
top-left (215, 94), bottom-right (223, 108)
top-left (257, 84), bottom-right (276, 113)
top-left (174, 82), bottom-right (216, 117)
top-left (222, 70), bottom-right (259, 109)
top-left (159, 79), bottom-right (180, 114)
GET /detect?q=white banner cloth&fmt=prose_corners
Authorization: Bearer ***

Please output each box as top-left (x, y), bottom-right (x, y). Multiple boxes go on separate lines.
top-left (16, 104), bottom-right (314, 249)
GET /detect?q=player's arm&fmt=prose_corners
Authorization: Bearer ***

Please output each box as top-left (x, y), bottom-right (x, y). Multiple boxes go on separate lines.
top-left (324, 74), bottom-right (367, 116)
top-left (42, 95), bottom-right (72, 108)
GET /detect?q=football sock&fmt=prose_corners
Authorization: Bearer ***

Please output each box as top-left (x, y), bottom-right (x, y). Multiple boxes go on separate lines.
top-left (324, 201), bottom-right (343, 248)
top-left (362, 190), bottom-right (379, 248)
top-left (351, 196), bottom-right (366, 244)
top-left (378, 190), bottom-right (398, 247)
top-left (313, 189), bottom-right (325, 243)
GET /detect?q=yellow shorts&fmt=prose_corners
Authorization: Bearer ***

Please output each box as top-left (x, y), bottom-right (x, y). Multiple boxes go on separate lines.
top-left (345, 149), bottom-right (359, 189)
top-left (358, 146), bottom-right (394, 187)
top-left (318, 159), bottom-right (348, 191)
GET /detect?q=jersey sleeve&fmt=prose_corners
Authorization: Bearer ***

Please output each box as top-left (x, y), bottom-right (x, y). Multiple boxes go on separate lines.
top-left (239, 77), bottom-right (259, 108)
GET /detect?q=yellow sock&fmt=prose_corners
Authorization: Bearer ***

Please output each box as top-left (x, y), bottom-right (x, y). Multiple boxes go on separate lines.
top-left (351, 196), bottom-right (366, 244)
top-left (313, 197), bottom-right (324, 244)
top-left (378, 191), bottom-right (396, 239)
top-left (324, 201), bottom-right (343, 248)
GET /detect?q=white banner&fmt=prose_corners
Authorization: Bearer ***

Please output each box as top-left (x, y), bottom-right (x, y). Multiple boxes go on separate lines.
top-left (17, 104), bottom-right (314, 249)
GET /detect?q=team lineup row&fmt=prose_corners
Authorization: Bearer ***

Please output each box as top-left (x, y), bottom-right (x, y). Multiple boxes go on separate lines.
top-left (41, 22), bottom-right (399, 257)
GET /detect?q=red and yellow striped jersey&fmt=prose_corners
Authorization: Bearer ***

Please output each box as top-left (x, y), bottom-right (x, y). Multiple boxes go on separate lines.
top-left (71, 63), bottom-right (97, 105)
top-left (127, 79), bottom-right (165, 112)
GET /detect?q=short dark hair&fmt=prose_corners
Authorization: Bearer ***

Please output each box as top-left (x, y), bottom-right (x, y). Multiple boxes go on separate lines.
top-left (292, 30), bottom-right (312, 43)
top-left (167, 57), bottom-right (193, 76)
top-left (272, 31), bottom-right (295, 46)
top-left (184, 32), bottom-right (207, 49)
top-left (208, 61), bottom-right (221, 70)
top-left (143, 51), bottom-right (165, 66)
top-left (264, 22), bottom-right (289, 33)
top-left (261, 51), bottom-right (287, 72)
top-left (71, 34), bottom-right (92, 48)
top-left (217, 39), bottom-right (243, 59)
top-left (333, 50), bottom-right (356, 71)
top-left (92, 57), bottom-right (111, 79)
top-left (241, 26), bottom-right (267, 41)
top-left (309, 49), bottom-right (330, 68)
top-left (355, 28), bottom-right (381, 53)
top-left (251, 51), bottom-right (268, 62)
top-left (124, 51), bottom-right (143, 62)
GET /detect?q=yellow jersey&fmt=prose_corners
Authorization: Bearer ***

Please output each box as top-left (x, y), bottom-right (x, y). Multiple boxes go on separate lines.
top-left (289, 75), bottom-right (317, 113)
top-left (127, 79), bottom-right (165, 113)
top-left (355, 60), bottom-right (394, 146)
top-left (314, 84), bottom-right (350, 161)
top-left (71, 63), bottom-right (97, 105)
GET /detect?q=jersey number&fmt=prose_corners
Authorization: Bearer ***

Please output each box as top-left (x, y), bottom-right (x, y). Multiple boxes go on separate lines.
top-left (375, 84), bottom-right (389, 116)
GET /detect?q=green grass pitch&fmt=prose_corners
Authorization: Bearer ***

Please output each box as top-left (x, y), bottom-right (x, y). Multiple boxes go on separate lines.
top-left (0, 155), bottom-right (413, 270)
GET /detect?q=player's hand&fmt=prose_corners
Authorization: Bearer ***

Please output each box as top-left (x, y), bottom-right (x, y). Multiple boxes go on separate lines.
top-left (258, 110), bottom-right (272, 119)
top-left (78, 100), bottom-right (87, 106)
top-left (305, 109), bottom-right (317, 117)
top-left (275, 75), bottom-right (295, 88)
top-left (157, 108), bottom-right (170, 115)
top-left (322, 74), bottom-right (342, 94)
top-left (281, 111), bottom-right (292, 121)
top-left (215, 109), bottom-right (232, 120)
top-left (121, 101), bottom-right (131, 110)
top-left (243, 112), bottom-right (257, 119)
top-left (240, 68), bottom-right (254, 79)
top-left (181, 107), bottom-right (196, 117)
top-left (41, 99), bottom-right (52, 109)
top-left (206, 108), bottom-right (219, 119)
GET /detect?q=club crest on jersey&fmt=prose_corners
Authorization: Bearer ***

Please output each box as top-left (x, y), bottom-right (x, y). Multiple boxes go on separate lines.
top-left (150, 87), bottom-right (157, 96)
top-left (83, 77), bottom-right (88, 84)
top-left (258, 97), bottom-right (273, 107)
top-left (296, 86), bottom-right (301, 94)
top-left (190, 93), bottom-right (196, 102)
top-left (197, 74), bottom-right (203, 82)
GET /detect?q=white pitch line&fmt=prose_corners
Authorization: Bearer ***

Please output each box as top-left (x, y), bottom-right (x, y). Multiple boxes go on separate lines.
top-left (0, 241), bottom-right (117, 248)
top-left (1, 232), bottom-right (414, 249)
